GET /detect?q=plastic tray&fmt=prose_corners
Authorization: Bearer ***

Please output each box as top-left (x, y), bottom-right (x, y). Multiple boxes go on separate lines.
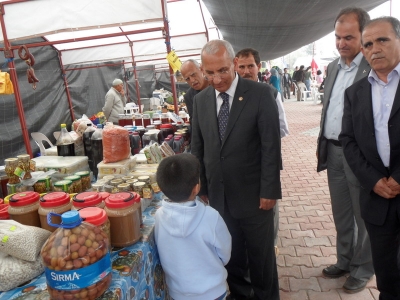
top-left (97, 157), bottom-right (137, 178)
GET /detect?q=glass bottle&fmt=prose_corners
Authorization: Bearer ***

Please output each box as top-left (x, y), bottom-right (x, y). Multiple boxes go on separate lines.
top-left (56, 123), bottom-right (75, 156)
top-left (91, 124), bottom-right (104, 179)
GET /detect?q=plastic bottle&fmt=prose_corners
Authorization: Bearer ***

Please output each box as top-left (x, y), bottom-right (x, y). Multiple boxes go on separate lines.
top-left (83, 123), bottom-right (96, 173)
top-left (91, 124), bottom-right (103, 179)
top-left (56, 123), bottom-right (75, 156)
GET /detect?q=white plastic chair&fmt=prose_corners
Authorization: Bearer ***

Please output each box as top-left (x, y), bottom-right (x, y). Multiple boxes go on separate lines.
top-left (31, 132), bottom-right (55, 156)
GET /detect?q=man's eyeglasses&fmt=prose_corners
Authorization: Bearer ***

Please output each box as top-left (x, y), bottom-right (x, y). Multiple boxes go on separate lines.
top-left (204, 69), bottom-right (230, 81)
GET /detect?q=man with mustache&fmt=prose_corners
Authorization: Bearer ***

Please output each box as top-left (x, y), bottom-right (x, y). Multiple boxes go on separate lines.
top-left (180, 59), bottom-right (209, 122)
top-left (316, 7), bottom-right (374, 293)
top-left (340, 16), bottom-right (400, 298)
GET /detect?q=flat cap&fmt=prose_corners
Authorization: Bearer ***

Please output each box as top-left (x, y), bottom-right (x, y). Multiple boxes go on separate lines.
top-left (112, 79), bottom-right (123, 86)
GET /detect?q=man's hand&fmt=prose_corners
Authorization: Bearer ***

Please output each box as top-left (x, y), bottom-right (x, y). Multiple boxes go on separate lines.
top-left (373, 177), bottom-right (397, 199)
top-left (387, 177), bottom-right (400, 195)
top-left (259, 198), bottom-right (276, 210)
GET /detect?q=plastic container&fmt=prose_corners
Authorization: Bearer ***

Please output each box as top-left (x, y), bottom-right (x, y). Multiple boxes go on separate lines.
top-left (91, 124), bottom-right (104, 179)
top-left (72, 191), bottom-right (105, 210)
top-left (33, 176), bottom-right (53, 194)
top-left (4, 158), bottom-right (20, 184)
top-left (79, 207), bottom-right (111, 243)
top-left (41, 211), bottom-right (112, 300)
top-left (64, 175), bottom-right (83, 193)
top-left (96, 157), bottom-right (136, 179)
top-left (75, 170), bottom-right (91, 191)
top-left (160, 124), bottom-right (174, 141)
top-left (56, 123), bottom-right (76, 156)
top-left (104, 192), bottom-right (142, 247)
top-left (0, 204), bottom-right (9, 220)
top-left (53, 179), bottom-right (73, 193)
top-left (8, 191), bottom-right (41, 227)
top-left (39, 192), bottom-right (72, 232)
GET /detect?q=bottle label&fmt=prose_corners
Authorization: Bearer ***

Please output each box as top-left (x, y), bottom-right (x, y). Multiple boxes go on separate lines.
top-left (45, 253), bottom-right (111, 290)
top-left (14, 166), bottom-right (25, 179)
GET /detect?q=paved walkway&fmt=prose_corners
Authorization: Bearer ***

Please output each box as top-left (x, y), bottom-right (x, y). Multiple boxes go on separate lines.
top-left (278, 98), bottom-right (378, 300)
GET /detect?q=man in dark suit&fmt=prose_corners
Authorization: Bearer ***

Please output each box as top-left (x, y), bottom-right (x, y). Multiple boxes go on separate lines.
top-left (339, 16), bottom-right (400, 299)
top-left (282, 68), bottom-right (292, 99)
top-left (180, 59), bottom-right (209, 121)
top-left (191, 40), bottom-right (281, 300)
top-left (316, 7), bottom-right (374, 293)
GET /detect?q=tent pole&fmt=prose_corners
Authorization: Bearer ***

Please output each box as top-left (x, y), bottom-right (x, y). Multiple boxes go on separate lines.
top-left (129, 41), bottom-right (142, 112)
top-left (57, 51), bottom-right (75, 122)
top-left (0, 5), bottom-right (32, 157)
top-left (161, 0), bottom-right (178, 114)
top-left (198, 0), bottom-right (210, 41)
top-left (122, 59), bottom-right (130, 103)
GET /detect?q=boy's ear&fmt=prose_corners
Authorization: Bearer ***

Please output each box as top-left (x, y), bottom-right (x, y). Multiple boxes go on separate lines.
top-left (190, 183), bottom-right (200, 200)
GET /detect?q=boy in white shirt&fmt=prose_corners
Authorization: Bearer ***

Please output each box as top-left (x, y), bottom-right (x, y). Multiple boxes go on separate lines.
top-left (155, 153), bottom-right (232, 300)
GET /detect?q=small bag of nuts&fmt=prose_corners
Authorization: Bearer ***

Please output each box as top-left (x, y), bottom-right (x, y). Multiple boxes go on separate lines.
top-left (0, 220), bottom-right (51, 262)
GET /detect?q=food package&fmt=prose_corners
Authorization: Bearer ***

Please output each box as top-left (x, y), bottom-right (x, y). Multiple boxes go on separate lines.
top-left (41, 211), bottom-right (112, 299)
top-left (72, 114), bottom-right (94, 137)
top-left (0, 220), bottom-right (51, 262)
top-left (0, 252), bottom-right (45, 291)
top-left (103, 123), bottom-right (130, 163)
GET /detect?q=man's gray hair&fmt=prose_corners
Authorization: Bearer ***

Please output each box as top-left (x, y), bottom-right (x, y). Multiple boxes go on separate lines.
top-left (181, 59), bottom-right (200, 69)
top-left (201, 40), bottom-right (235, 61)
top-left (364, 16), bottom-right (400, 39)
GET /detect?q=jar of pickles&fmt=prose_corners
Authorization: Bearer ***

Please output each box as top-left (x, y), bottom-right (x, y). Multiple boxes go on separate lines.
top-left (117, 183), bottom-right (130, 192)
top-left (38, 192), bottom-right (72, 232)
top-left (33, 176), bottom-right (53, 194)
top-left (72, 191), bottom-right (105, 210)
top-left (133, 181), bottom-right (146, 198)
top-left (53, 180), bottom-right (73, 193)
top-left (75, 171), bottom-right (91, 191)
top-left (79, 207), bottom-right (111, 243)
top-left (5, 158), bottom-right (20, 184)
top-left (8, 191), bottom-right (41, 227)
top-left (64, 175), bottom-right (83, 193)
top-left (16, 154), bottom-right (32, 180)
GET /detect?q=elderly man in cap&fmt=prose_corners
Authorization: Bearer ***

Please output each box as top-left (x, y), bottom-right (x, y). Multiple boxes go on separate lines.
top-left (103, 78), bottom-right (127, 124)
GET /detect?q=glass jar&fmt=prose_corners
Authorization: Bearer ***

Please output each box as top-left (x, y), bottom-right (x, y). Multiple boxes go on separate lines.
top-left (104, 192), bottom-right (142, 247)
top-left (161, 113), bottom-right (170, 124)
top-left (8, 191), bottom-right (41, 227)
top-left (142, 113), bottom-right (151, 127)
top-left (72, 191), bottom-right (105, 210)
top-left (137, 176), bottom-right (150, 186)
top-left (33, 176), bottom-right (53, 194)
top-left (125, 179), bottom-right (138, 191)
top-left (79, 207), bottom-right (111, 245)
top-left (64, 175), bottom-right (83, 193)
top-left (75, 171), bottom-right (91, 191)
top-left (16, 154), bottom-right (32, 180)
top-left (152, 112), bottom-right (161, 123)
top-left (38, 192), bottom-right (72, 232)
top-left (134, 113), bottom-right (143, 126)
top-left (117, 183), bottom-right (131, 192)
top-left (92, 182), bottom-right (104, 192)
top-left (0, 204), bottom-right (9, 220)
top-left (5, 158), bottom-right (20, 184)
top-left (53, 179), bottom-right (73, 193)
top-left (133, 181), bottom-right (146, 198)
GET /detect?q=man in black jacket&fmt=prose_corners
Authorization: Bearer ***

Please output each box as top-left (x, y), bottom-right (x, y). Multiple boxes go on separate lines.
top-left (282, 68), bottom-right (292, 99)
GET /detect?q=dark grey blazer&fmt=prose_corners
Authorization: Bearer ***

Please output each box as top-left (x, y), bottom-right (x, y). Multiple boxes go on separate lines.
top-left (191, 76), bottom-right (282, 218)
top-left (316, 56), bottom-right (370, 172)
top-left (339, 78), bottom-right (400, 226)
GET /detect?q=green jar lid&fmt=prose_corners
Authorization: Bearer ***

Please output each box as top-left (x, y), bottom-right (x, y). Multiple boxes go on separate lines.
top-left (75, 171), bottom-right (90, 177)
top-left (64, 175), bottom-right (81, 182)
top-left (54, 180), bottom-right (72, 187)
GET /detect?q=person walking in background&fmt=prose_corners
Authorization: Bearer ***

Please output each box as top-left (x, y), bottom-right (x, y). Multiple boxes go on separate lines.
top-left (316, 7), bottom-right (374, 294)
top-left (192, 39), bottom-right (281, 300)
top-left (282, 68), bottom-right (293, 100)
top-left (102, 78), bottom-right (126, 124)
top-left (292, 66), bottom-right (299, 96)
top-left (294, 65), bottom-right (306, 101)
top-left (269, 68), bottom-right (281, 94)
top-left (304, 66), bottom-right (312, 97)
top-left (340, 16), bottom-right (400, 299)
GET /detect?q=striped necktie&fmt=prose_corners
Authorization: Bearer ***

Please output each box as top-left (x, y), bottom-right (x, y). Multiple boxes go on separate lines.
top-left (218, 92), bottom-right (230, 140)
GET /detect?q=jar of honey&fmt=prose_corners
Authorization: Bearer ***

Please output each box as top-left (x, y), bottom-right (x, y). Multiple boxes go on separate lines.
top-left (38, 192), bottom-right (72, 232)
top-left (8, 191), bottom-right (41, 227)
top-left (72, 191), bottom-right (105, 210)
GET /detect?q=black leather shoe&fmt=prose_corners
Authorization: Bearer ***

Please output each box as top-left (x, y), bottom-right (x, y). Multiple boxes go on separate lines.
top-left (343, 276), bottom-right (369, 294)
top-left (322, 265), bottom-right (348, 278)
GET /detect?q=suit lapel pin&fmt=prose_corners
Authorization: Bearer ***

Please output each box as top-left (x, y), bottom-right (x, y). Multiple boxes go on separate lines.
top-left (363, 70), bottom-right (366, 73)
top-left (239, 97), bottom-right (243, 101)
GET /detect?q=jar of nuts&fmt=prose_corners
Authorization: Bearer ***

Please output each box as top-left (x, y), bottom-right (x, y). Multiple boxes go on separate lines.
top-left (39, 192), bottom-right (72, 232)
top-left (8, 191), bottom-right (41, 227)
top-left (33, 176), bottom-right (53, 194)
top-left (75, 171), bottom-right (91, 191)
top-left (64, 175), bottom-right (83, 194)
top-left (41, 210), bottom-right (112, 300)
top-left (78, 207), bottom-right (111, 245)
top-left (16, 154), bottom-right (32, 180)
top-left (54, 180), bottom-right (73, 193)
top-left (4, 158), bottom-right (20, 184)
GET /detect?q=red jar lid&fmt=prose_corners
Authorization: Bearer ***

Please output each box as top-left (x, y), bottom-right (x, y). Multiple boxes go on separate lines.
top-left (79, 207), bottom-right (107, 226)
top-left (9, 191), bottom-right (40, 207)
top-left (40, 192), bottom-right (70, 208)
top-left (73, 192), bottom-right (102, 208)
top-left (160, 124), bottom-right (173, 129)
top-left (99, 192), bottom-right (110, 201)
top-left (105, 192), bottom-right (140, 209)
top-left (0, 198), bottom-right (3, 205)
top-left (0, 204), bottom-right (9, 219)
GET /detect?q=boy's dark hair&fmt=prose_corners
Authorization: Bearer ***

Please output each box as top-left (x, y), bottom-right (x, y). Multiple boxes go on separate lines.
top-left (156, 153), bottom-right (200, 202)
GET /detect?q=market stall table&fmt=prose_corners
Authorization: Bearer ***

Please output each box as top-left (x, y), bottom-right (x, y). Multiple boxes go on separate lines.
top-left (0, 197), bottom-right (170, 300)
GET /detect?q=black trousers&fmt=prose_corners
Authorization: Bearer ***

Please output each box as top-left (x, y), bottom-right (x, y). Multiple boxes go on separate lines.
top-left (223, 205), bottom-right (279, 300)
top-left (364, 197), bottom-right (400, 300)
top-left (283, 83), bottom-right (291, 99)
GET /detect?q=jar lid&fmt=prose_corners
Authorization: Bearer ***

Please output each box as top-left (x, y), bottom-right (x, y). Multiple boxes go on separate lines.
top-left (64, 175), bottom-right (81, 182)
top-left (54, 180), bottom-right (72, 187)
top-left (137, 176), bottom-right (149, 181)
top-left (118, 183), bottom-right (130, 189)
top-left (37, 176), bottom-right (50, 183)
top-left (5, 158), bottom-right (18, 163)
top-left (75, 171), bottom-right (90, 177)
top-left (79, 207), bottom-right (107, 226)
top-left (104, 192), bottom-right (140, 208)
top-left (160, 124), bottom-right (173, 129)
top-left (0, 204), bottom-right (9, 219)
top-left (73, 191), bottom-right (102, 208)
top-left (98, 192), bottom-right (110, 200)
top-left (110, 179), bottom-right (124, 186)
top-left (9, 191), bottom-right (40, 207)
top-left (61, 211), bottom-right (82, 226)
top-left (40, 192), bottom-right (70, 208)
top-left (133, 182), bottom-right (146, 187)
top-left (146, 125), bottom-right (155, 129)
top-left (17, 154), bottom-right (30, 159)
